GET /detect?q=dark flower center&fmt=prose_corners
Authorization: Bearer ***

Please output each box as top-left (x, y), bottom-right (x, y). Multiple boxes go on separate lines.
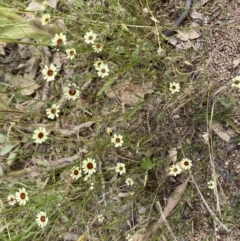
top-left (57, 38), bottom-right (63, 45)
top-left (115, 138), bottom-right (120, 143)
top-left (184, 161), bottom-right (189, 166)
top-left (40, 216), bottom-right (46, 222)
top-left (38, 132), bottom-right (44, 139)
top-left (172, 86), bottom-right (176, 89)
top-left (70, 51), bottom-right (74, 55)
top-left (51, 108), bottom-right (56, 114)
top-left (69, 89), bottom-right (76, 96)
top-left (20, 192), bottom-right (26, 200)
top-left (74, 170), bottom-right (79, 175)
top-left (89, 36), bottom-right (93, 40)
top-left (96, 44), bottom-right (101, 49)
top-left (235, 80), bottom-right (239, 85)
top-left (47, 70), bottom-right (53, 76)
top-left (101, 69), bottom-right (106, 73)
top-left (87, 162), bottom-right (93, 169)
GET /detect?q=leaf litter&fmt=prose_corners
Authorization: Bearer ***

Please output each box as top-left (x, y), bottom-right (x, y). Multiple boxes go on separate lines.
top-left (133, 177), bottom-right (190, 241)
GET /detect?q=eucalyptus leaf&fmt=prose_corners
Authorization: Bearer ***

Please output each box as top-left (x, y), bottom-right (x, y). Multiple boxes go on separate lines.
top-left (0, 133), bottom-right (6, 143)
top-left (0, 144), bottom-right (19, 156)
top-left (7, 152), bottom-right (17, 166)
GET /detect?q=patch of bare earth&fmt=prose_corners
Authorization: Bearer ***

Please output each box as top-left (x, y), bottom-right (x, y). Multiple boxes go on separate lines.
top-left (187, 0), bottom-right (240, 240)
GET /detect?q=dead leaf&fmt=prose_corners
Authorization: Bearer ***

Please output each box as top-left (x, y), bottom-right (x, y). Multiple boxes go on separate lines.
top-left (11, 73), bottom-right (40, 96)
top-left (105, 81), bottom-right (153, 106)
top-left (48, 154), bottom-right (80, 168)
top-left (26, 0), bottom-right (45, 11)
top-left (133, 234), bottom-right (145, 241)
top-left (210, 122), bottom-right (230, 142)
top-left (184, 60), bottom-right (193, 66)
top-left (157, 177), bottom-right (189, 223)
top-left (64, 233), bottom-right (79, 241)
top-left (77, 234), bottom-right (88, 241)
top-left (0, 43), bottom-right (5, 55)
top-left (168, 147), bottom-right (178, 163)
top-left (59, 122), bottom-right (94, 136)
top-left (28, 56), bottom-right (40, 79)
top-left (139, 177), bottom-right (190, 240)
top-left (166, 37), bottom-right (178, 47)
top-left (48, 0), bottom-right (58, 8)
top-left (176, 30), bottom-right (200, 41)
top-left (121, 24), bottom-right (129, 32)
top-left (27, 0), bottom-right (58, 10)
top-left (233, 57), bottom-right (240, 68)
top-left (191, 11), bottom-right (205, 21)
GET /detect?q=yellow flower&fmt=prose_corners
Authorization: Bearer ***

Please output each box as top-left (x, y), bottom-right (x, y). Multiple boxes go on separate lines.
top-left (32, 127), bottom-right (48, 144)
top-left (82, 158), bottom-right (97, 175)
top-left (41, 1), bottom-right (49, 10)
top-left (15, 188), bottom-right (28, 206)
top-left (180, 158), bottom-right (192, 170)
top-left (125, 178), bottom-right (134, 186)
top-left (92, 43), bottom-right (103, 53)
top-left (207, 180), bottom-right (215, 189)
top-left (97, 63), bottom-right (109, 78)
top-left (66, 48), bottom-right (76, 60)
top-left (169, 82), bottom-right (180, 94)
top-left (111, 134), bottom-right (123, 147)
top-left (41, 14), bottom-right (51, 25)
top-left (94, 59), bottom-right (104, 70)
top-left (46, 104), bottom-right (60, 119)
top-left (97, 214), bottom-right (104, 223)
top-left (232, 75), bottom-right (240, 88)
top-left (7, 194), bottom-right (16, 206)
top-left (52, 33), bottom-right (67, 46)
top-left (70, 166), bottom-right (82, 180)
top-left (42, 64), bottom-right (57, 82)
top-left (63, 83), bottom-right (80, 100)
top-left (115, 162), bottom-right (126, 175)
top-left (84, 30), bottom-right (97, 44)
top-left (168, 164), bottom-right (181, 176)
top-left (36, 211), bottom-right (48, 228)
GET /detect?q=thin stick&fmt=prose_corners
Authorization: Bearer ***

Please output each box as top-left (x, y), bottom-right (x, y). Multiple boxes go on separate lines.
top-left (191, 175), bottom-right (228, 232)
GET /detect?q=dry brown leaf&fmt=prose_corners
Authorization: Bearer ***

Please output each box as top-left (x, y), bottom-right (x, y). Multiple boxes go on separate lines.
top-left (26, 0), bottom-right (45, 11)
top-left (176, 30), bottom-right (200, 41)
top-left (49, 154), bottom-right (80, 168)
top-left (27, 0), bottom-right (58, 10)
top-left (233, 57), bottom-right (240, 68)
top-left (210, 122), bottom-right (230, 142)
top-left (28, 56), bottom-right (40, 79)
top-left (59, 122), bottom-right (94, 136)
top-left (132, 233), bottom-right (145, 241)
top-left (0, 44), bottom-right (5, 55)
top-left (11, 73), bottom-right (40, 96)
top-left (157, 177), bottom-right (189, 222)
top-left (140, 177), bottom-right (190, 240)
top-left (77, 234), bottom-right (88, 241)
top-left (168, 147), bottom-right (178, 163)
top-left (105, 81), bottom-right (153, 106)
top-left (191, 11), bottom-right (205, 20)
top-left (184, 60), bottom-right (193, 66)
